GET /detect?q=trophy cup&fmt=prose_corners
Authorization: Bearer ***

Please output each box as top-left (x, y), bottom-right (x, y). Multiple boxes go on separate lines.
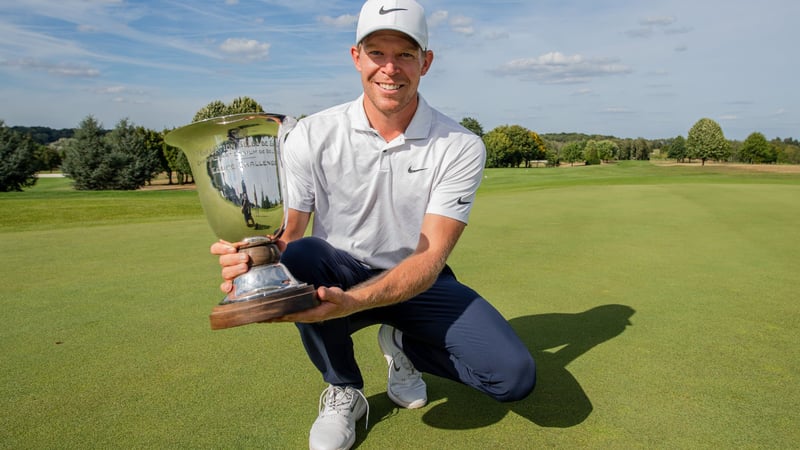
top-left (165, 113), bottom-right (317, 330)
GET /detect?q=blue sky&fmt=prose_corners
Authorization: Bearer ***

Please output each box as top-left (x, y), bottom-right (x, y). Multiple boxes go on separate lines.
top-left (1, 0), bottom-right (797, 140)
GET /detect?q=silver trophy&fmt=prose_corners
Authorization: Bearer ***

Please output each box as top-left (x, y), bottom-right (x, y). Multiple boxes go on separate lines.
top-left (165, 113), bottom-right (317, 330)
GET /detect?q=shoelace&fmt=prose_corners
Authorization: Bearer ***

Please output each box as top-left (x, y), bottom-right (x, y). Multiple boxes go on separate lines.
top-left (318, 385), bottom-right (370, 429)
top-left (390, 328), bottom-right (420, 383)
top-left (393, 351), bottom-right (420, 382)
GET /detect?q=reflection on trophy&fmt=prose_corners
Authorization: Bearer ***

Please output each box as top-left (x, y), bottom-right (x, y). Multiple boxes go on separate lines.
top-left (165, 113), bottom-right (318, 330)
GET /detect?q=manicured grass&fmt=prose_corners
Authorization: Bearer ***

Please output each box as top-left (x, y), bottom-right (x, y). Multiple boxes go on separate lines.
top-left (2, 163), bottom-right (799, 448)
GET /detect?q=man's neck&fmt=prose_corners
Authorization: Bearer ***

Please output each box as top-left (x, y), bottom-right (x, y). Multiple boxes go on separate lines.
top-left (363, 95), bottom-right (419, 142)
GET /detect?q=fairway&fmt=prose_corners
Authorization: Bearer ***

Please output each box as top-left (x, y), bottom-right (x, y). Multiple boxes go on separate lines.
top-left (2, 162), bottom-right (798, 448)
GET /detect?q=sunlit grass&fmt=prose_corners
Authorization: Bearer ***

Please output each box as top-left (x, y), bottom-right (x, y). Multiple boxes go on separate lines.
top-left (2, 163), bottom-right (798, 448)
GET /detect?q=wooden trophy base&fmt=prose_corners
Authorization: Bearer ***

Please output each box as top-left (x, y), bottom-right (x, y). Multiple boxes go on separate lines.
top-left (209, 285), bottom-right (317, 330)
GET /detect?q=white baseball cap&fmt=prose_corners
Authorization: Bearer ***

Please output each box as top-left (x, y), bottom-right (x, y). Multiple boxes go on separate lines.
top-left (356, 0), bottom-right (428, 50)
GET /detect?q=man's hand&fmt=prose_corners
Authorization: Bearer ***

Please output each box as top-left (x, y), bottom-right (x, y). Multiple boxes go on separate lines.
top-left (210, 239), bottom-right (250, 294)
top-left (267, 286), bottom-right (363, 323)
top-left (211, 237), bottom-right (290, 294)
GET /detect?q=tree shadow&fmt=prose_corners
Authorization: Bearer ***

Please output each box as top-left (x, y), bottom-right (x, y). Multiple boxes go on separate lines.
top-left (415, 304), bottom-right (636, 430)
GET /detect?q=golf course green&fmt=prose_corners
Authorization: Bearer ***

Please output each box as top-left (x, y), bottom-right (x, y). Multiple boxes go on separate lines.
top-left (2, 161), bottom-right (798, 448)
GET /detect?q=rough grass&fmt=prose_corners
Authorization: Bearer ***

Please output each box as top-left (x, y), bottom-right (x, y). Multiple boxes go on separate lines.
top-left (2, 163), bottom-right (799, 448)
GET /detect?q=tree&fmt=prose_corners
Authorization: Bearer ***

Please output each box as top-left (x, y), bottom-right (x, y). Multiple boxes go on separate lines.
top-left (527, 131), bottom-right (547, 167)
top-left (482, 129), bottom-right (513, 168)
top-left (460, 117), bottom-right (484, 137)
top-left (584, 140), bottom-right (601, 165)
top-left (632, 138), bottom-right (651, 160)
top-left (739, 132), bottom-right (776, 164)
top-left (667, 135), bottom-right (688, 162)
top-left (192, 100), bottom-right (226, 123)
top-left (137, 127), bottom-right (168, 184)
top-left (35, 144), bottom-right (62, 172)
top-left (193, 96), bottom-right (264, 122)
top-left (482, 125), bottom-right (542, 168)
top-left (163, 136), bottom-right (193, 184)
top-left (687, 118), bottom-right (730, 165)
top-left (62, 116), bottom-right (158, 190)
top-left (61, 116), bottom-right (109, 190)
top-left (773, 137), bottom-right (800, 164)
top-left (596, 139), bottom-right (618, 163)
top-left (0, 121), bottom-right (39, 191)
top-left (562, 141), bottom-right (586, 166)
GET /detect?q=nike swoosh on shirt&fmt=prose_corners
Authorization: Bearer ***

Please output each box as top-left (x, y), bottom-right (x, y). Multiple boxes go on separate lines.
top-left (380, 6), bottom-right (408, 15)
top-left (457, 197), bottom-right (472, 205)
top-left (408, 167), bottom-right (429, 173)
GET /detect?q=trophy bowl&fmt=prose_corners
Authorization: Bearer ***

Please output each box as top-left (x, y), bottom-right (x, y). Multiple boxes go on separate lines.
top-left (165, 113), bottom-right (317, 330)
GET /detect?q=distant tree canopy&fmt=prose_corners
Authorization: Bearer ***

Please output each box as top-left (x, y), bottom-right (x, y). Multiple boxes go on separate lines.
top-left (460, 117), bottom-right (484, 137)
top-left (667, 135), bottom-right (688, 162)
top-left (192, 96), bottom-right (265, 122)
top-left (61, 116), bottom-right (163, 190)
top-left (0, 121), bottom-right (39, 192)
top-left (687, 118), bottom-right (730, 165)
top-left (9, 126), bottom-right (73, 145)
top-left (739, 132), bottom-right (776, 164)
top-left (483, 125), bottom-right (546, 168)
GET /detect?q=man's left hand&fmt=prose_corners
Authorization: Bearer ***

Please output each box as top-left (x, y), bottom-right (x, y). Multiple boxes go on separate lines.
top-left (265, 286), bottom-right (362, 323)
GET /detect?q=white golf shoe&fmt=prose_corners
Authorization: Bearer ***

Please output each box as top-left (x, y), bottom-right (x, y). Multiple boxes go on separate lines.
top-left (308, 385), bottom-right (368, 450)
top-left (377, 324), bottom-right (428, 409)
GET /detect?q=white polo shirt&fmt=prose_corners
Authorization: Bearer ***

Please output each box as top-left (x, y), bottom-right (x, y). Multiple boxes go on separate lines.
top-left (283, 95), bottom-right (486, 269)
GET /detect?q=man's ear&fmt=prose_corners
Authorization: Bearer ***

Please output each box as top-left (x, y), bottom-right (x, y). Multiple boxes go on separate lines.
top-left (420, 50), bottom-right (434, 76)
top-left (351, 46), bottom-right (362, 71)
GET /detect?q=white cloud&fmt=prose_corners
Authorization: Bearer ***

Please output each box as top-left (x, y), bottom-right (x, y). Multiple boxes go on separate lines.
top-left (318, 14), bottom-right (357, 28)
top-left (485, 31), bottom-right (509, 41)
top-left (218, 38), bottom-right (270, 61)
top-left (1, 58), bottom-right (100, 77)
top-left (494, 52), bottom-right (632, 84)
top-left (602, 107), bottom-right (633, 114)
top-left (641, 16), bottom-right (676, 27)
top-left (664, 26), bottom-right (693, 35)
top-left (429, 11), bottom-right (448, 28)
top-left (449, 15), bottom-right (475, 36)
top-left (626, 28), bottom-right (654, 39)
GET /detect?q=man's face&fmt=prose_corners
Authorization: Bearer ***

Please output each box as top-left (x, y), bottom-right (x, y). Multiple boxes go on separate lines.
top-left (351, 30), bottom-right (433, 119)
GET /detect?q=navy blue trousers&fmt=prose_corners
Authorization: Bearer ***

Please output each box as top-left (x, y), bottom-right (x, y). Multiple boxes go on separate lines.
top-left (281, 237), bottom-right (536, 402)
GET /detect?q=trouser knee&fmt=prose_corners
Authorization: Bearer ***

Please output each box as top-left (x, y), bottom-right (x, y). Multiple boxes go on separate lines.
top-left (492, 355), bottom-right (537, 403)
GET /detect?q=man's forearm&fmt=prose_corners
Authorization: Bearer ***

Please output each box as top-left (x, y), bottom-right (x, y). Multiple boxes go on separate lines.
top-left (349, 249), bottom-right (446, 308)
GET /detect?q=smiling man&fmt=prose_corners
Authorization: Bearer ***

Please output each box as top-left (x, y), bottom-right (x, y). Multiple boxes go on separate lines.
top-left (212, 1), bottom-right (536, 449)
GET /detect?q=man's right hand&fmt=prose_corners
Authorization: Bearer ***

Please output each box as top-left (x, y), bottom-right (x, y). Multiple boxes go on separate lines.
top-left (210, 240), bottom-right (251, 294)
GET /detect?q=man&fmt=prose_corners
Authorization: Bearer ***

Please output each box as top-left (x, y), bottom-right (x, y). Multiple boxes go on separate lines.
top-left (212, 1), bottom-right (536, 448)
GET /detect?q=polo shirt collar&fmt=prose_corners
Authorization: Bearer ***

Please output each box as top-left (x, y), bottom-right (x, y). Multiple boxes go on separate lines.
top-left (349, 94), bottom-right (432, 140)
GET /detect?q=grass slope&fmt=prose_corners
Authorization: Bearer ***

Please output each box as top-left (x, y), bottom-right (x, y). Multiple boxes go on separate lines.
top-left (1, 163), bottom-right (798, 448)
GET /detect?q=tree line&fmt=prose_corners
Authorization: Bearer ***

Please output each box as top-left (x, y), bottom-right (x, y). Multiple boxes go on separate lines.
top-left (2, 101), bottom-right (798, 192)
top-left (461, 116), bottom-right (800, 169)
top-left (0, 97), bottom-right (266, 192)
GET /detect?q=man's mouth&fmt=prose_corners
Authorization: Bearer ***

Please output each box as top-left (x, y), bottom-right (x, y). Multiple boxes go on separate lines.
top-left (378, 83), bottom-right (402, 91)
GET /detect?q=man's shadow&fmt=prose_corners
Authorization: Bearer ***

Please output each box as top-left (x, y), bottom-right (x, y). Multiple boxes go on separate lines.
top-left (364, 304), bottom-right (635, 434)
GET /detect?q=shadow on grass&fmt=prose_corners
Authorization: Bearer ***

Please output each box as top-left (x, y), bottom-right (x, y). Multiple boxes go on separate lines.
top-left (359, 304), bottom-right (634, 442)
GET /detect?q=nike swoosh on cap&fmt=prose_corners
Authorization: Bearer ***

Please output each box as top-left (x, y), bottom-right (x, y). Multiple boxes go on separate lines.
top-left (379, 6), bottom-right (408, 15)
